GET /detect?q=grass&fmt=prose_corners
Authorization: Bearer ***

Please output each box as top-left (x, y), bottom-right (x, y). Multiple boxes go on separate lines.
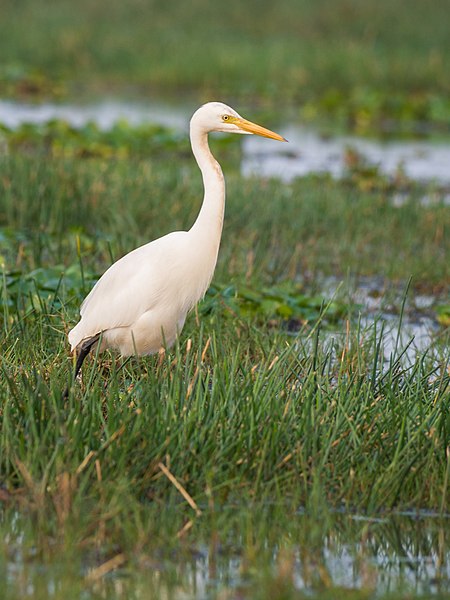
top-left (0, 124), bottom-right (449, 596)
top-left (1, 0), bottom-right (450, 130)
top-left (1, 313), bottom-right (449, 597)
top-left (2, 312), bottom-right (449, 510)
top-left (0, 129), bottom-right (448, 288)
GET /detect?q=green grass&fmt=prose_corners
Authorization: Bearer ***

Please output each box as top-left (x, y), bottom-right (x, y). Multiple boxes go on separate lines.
top-left (1, 313), bottom-right (449, 597)
top-left (1, 0), bottom-right (450, 129)
top-left (0, 128), bottom-right (449, 596)
top-left (2, 311), bottom-right (449, 507)
top-left (0, 133), bottom-right (448, 288)
top-left (1, 289), bottom-right (449, 595)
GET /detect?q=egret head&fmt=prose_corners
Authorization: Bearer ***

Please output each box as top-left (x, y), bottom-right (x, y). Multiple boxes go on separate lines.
top-left (191, 102), bottom-right (286, 141)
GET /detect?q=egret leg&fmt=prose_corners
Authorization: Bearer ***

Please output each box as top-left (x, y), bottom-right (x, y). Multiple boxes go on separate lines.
top-left (63, 333), bottom-right (101, 399)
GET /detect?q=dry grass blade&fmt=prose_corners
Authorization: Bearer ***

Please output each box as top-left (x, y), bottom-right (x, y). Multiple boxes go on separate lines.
top-left (86, 553), bottom-right (126, 582)
top-left (158, 462), bottom-right (202, 516)
top-left (176, 519), bottom-right (194, 538)
top-left (76, 450), bottom-right (96, 475)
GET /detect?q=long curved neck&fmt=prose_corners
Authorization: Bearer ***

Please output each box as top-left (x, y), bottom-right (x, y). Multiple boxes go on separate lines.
top-left (189, 126), bottom-right (225, 250)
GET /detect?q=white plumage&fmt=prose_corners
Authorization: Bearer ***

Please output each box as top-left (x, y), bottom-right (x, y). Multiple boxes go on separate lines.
top-left (68, 102), bottom-right (285, 367)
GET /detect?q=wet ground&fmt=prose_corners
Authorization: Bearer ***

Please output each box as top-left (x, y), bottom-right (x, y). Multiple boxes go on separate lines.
top-left (1, 98), bottom-right (448, 362)
top-left (1, 99), bottom-right (449, 599)
top-left (1, 98), bottom-right (450, 187)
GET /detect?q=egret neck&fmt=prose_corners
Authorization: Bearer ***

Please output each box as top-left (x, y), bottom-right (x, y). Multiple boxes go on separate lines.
top-left (189, 125), bottom-right (225, 259)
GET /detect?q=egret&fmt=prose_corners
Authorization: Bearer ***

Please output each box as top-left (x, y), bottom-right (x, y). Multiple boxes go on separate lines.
top-left (67, 102), bottom-right (286, 384)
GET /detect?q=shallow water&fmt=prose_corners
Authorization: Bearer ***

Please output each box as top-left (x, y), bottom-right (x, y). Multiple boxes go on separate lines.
top-left (3, 511), bottom-right (449, 598)
top-left (0, 98), bottom-right (187, 130)
top-left (1, 99), bottom-right (450, 186)
top-left (242, 125), bottom-right (450, 185)
top-left (319, 277), bottom-right (444, 368)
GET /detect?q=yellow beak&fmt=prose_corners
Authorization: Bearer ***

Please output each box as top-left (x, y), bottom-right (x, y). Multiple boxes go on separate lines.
top-left (233, 117), bottom-right (287, 142)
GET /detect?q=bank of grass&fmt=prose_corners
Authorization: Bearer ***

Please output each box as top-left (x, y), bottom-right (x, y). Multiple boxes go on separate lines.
top-left (1, 0), bottom-right (450, 129)
top-left (0, 136), bottom-right (449, 597)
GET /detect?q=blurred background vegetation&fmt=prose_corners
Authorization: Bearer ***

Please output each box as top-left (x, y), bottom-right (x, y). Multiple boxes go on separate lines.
top-left (1, 0), bottom-right (450, 128)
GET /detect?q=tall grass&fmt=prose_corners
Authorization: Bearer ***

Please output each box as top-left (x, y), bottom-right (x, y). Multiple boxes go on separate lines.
top-left (1, 310), bottom-right (449, 511)
top-left (0, 302), bottom-right (449, 596)
top-left (1, 153), bottom-right (448, 287)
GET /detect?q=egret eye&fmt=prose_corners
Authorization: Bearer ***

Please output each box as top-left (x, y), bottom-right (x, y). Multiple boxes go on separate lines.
top-left (222, 115), bottom-right (230, 121)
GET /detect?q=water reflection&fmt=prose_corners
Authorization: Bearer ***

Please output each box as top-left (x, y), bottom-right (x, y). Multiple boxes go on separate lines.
top-left (149, 513), bottom-right (449, 597)
top-left (3, 511), bottom-right (449, 598)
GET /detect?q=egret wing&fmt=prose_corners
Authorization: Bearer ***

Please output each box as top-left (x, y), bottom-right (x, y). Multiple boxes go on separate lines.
top-left (69, 232), bottom-right (188, 348)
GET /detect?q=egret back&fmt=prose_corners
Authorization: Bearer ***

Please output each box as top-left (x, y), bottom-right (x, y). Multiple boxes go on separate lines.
top-left (68, 229), bottom-right (219, 352)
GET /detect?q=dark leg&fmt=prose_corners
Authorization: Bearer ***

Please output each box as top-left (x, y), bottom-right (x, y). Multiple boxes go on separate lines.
top-left (63, 333), bottom-right (101, 399)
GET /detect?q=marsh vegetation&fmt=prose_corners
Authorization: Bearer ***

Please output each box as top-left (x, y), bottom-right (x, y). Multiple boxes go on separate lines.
top-left (0, 1), bottom-right (449, 598)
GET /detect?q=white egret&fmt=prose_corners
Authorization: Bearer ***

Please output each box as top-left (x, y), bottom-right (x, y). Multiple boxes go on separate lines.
top-left (67, 102), bottom-right (286, 383)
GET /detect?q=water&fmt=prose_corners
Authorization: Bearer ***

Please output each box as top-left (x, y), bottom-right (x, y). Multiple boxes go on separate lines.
top-left (319, 276), bottom-right (443, 368)
top-left (1, 99), bottom-right (450, 186)
top-left (0, 98), bottom-right (187, 130)
top-left (3, 511), bottom-right (449, 598)
top-left (242, 125), bottom-right (450, 185)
